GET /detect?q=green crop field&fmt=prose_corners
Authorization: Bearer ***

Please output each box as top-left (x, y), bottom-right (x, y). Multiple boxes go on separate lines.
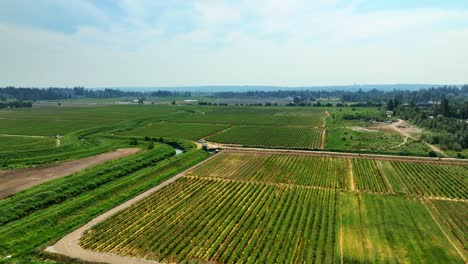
top-left (384, 161), bottom-right (468, 199)
top-left (79, 151), bottom-right (467, 263)
top-left (207, 126), bottom-right (324, 149)
top-left (0, 135), bottom-right (55, 152)
top-left (340, 193), bottom-right (462, 263)
top-left (117, 122), bottom-right (230, 140)
top-left (187, 152), bottom-right (348, 188)
top-left (169, 106), bottom-right (325, 126)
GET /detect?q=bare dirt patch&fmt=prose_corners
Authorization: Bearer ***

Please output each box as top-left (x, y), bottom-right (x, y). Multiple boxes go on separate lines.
top-left (347, 126), bottom-right (379, 133)
top-left (0, 148), bottom-right (141, 199)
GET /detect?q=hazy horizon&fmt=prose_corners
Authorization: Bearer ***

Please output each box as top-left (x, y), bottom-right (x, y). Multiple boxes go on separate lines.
top-left (1, 1), bottom-right (468, 87)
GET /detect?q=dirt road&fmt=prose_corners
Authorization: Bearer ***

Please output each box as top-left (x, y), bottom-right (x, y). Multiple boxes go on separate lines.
top-left (383, 119), bottom-right (446, 156)
top-left (45, 153), bottom-right (220, 264)
top-left (0, 148), bottom-right (141, 199)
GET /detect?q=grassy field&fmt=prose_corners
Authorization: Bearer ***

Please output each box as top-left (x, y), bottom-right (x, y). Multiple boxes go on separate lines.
top-left (79, 151), bottom-right (467, 263)
top-left (0, 135), bottom-right (55, 152)
top-left (0, 105), bottom-right (185, 136)
top-left (207, 126), bottom-right (324, 149)
top-left (340, 193), bottom-right (462, 263)
top-left (169, 106), bottom-right (325, 126)
top-left (117, 122), bottom-right (230, 140)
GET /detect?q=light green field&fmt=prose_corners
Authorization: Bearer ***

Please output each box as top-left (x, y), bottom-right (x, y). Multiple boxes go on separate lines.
top-left (0, 135), bottom-right (55, 151)
top-left (169, 107), bottom-right (325, 126)
top-left (340, 193), bottom-right (463, 263)
top-left (117, 122), bottom-right (230, 140)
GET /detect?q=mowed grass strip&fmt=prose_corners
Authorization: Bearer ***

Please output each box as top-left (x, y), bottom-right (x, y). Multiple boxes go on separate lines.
top-left (340, 193), bottom-right (464, 263)
top-left (117, 122), bottom-right (230, 140)
top-left (207, 126), bottom-right (324, 149)
top-left (80, 178), bottom-right (338, 263)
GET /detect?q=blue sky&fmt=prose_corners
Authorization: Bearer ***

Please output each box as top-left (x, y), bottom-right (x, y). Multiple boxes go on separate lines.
top-left (1, 0), bottom-right (468, 87)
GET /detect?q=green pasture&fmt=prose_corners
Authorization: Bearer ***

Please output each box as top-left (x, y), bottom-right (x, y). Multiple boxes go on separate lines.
top-left (117, 122), bottom-right (230, 140)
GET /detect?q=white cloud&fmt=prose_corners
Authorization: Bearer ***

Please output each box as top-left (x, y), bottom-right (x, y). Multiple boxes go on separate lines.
top-left (1, 1), bottom-right (468, 86)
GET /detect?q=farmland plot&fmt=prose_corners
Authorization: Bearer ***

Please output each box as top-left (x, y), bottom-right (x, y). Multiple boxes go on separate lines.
top-left (207, 126), bottom-right (324, 149)
top-left (77, 151), bottom-right (467, 264)
top-left (383, 161), bottom-right (468, 199)
top-left (117, 122), bottom-right (230, 140)
top-left (187, 152), bottom-right (349, 189)
top-left (81, 178), bottom-right (338, 263)
top-left (340, 193), bottom-right (464, 263)
top-left (169, 107), bottom-right (325, 126)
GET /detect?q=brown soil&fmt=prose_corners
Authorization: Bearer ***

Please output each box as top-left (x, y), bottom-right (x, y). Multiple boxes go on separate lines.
top-left (380, 119), bottom-right (447, 156)
top-left (320, 111), bottom-right (329, 149)
top-left (0, 148), bottom-right (141, 199)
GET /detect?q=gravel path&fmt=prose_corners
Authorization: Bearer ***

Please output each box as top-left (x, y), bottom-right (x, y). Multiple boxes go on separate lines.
top-left (0, 148), bottom-right (141, 199)
top-left (45, 153), bottom-right (220, 264)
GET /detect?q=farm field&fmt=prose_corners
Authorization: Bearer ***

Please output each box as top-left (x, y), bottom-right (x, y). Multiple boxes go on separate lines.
top-left (169, 106), bottom-right (325, 126)
top-left (117, 122), bottom-right (230, 140)
top-left (78, 151), bottom-right (467, 263)
top-left (0, 134), bottom-right (55, 152)
top-left (207, 126), bottom-right (324, 149)
top-left (0, 105), bottom-right (185, 136)
top-left (340, 193), bottom-right (462, 263)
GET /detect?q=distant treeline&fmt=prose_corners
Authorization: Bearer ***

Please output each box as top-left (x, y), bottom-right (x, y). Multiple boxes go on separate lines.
top-left (0, 87), bottom-right (191, 101)
top-left (0, 101), bottom-right (33, 109)
top-left (214, 85), bottom-right (467, 104)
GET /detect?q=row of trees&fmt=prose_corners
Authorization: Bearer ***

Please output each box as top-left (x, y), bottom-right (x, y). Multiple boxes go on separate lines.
top-left (0, 87), bottom-right (192, 101)
top-left (0, 101), bottom-right (32, 109)
top-left (215, 85), bottom-right (467, 104)
top-left (394, 104), bottom-right (468, 151)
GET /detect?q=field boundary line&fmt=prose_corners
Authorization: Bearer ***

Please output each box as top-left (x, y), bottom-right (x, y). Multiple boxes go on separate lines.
top-left (201, 125), bottom-right (234, 140)
top-left (0, 133), bottom-right (49, 138)
top-left (420, 199), bottom-right (467, 262)
top-left (320, 111), bottom-right (329, 149)
top-left (45, 152), bottom-right (220, 264)
top-left (348, 159), bottom-right (355, 191)
top-left (377, 160), bottom-right (394, 194)
top-left (339, 192), bottom-right (344, 264)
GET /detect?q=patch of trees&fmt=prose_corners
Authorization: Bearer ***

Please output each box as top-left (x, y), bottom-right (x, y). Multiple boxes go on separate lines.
top-left (395, 104), bottom-right (468, 151)
top-left (0, 101), bottom-right (33, 109)
top-left (213, 85), bottom-right (467, 104)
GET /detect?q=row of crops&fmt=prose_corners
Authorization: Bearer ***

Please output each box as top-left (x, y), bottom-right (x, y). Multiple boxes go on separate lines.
top-left (80, 151), bottom-right (467, 263)
top-left (188, 152), bottom-right (349, 189)
top-left (189, 152), bottom-right (468, 200)
top-left (385, 161), bottom-right (468, 199)
top-left (81, 177), bottom-right (338, 263)
top-left (352, 159), bottom-right (391, 193)
top-left (207, 126), bottom-right (324, 149)
top-left (427, 199), bottom-right (467, 250)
